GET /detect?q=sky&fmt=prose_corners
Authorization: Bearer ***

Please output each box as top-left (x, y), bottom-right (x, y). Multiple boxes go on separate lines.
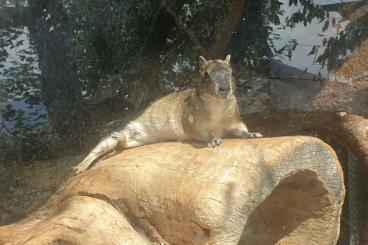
top-left (271, 0), bottom-right (358, 77)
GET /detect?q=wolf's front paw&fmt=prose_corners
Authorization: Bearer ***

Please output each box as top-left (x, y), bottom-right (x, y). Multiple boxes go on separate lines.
top-left (250, 132), bottom-right (263, 138)
top-left (208, 137), bottom-right (222, 147)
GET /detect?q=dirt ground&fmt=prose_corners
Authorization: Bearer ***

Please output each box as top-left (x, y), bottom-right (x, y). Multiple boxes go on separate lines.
top-left (0, 156), bottom-right (81, 225)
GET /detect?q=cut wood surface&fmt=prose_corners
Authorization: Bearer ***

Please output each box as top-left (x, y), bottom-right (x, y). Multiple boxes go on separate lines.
top-left (0, 137), bottom-right (345, 244)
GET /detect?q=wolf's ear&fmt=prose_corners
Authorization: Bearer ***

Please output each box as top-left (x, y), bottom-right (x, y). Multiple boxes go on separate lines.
top-left (224, 54), bottom-right (231, 64)
top-left (199, 56), bottom-right (207, 69)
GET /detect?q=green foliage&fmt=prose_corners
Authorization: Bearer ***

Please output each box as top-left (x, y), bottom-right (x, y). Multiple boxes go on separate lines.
top-left (1, 0), bottom-right (366, 161)
top-left (0, 27), bottom-right (44, 131)
top-left (65, 0), bottom-right (163, 98)
top-left (297, 3), bottom-right (368, 71)
top-left (0, 15), bottom-right (50, 162)
top-left (0, 28), bottom-right (23, 65)
top-left (266, 0), bottom-right (284, 25)
top-left (286, 0), bottom-right (325, 27)
top-left (62, 0), bottom-right (236, 99)
top-left (320, 14), bottom-right (368, 70)
top-left (177, 0), bottom-right (230, 45)
top-left (230, 0), bottom-right (274, 73)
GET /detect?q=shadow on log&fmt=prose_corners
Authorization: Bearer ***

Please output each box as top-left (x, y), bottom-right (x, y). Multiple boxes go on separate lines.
top-left (0, 137), bottom-right (345, 244)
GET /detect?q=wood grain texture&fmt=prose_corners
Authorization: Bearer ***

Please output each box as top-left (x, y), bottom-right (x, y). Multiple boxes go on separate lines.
top-left (0, 137), bottom-right (345, 244)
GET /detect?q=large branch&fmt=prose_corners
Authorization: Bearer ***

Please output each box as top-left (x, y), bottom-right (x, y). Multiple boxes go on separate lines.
top-left (0, 137), bottom-right (344, 244)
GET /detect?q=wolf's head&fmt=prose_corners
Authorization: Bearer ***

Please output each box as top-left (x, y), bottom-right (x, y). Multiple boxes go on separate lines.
top-left (198, 55), bottom-right (234, 99)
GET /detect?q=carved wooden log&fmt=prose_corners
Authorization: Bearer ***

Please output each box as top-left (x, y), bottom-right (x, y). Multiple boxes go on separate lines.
top-left (236, 39), bottom-right (368, 242)
top-left (0, 137), bottom-right (345, 244)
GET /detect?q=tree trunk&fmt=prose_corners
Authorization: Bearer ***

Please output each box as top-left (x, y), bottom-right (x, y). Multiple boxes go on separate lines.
top-left (0, 137), bottom-right (345, 244)
top-left (27, 0), bottom-right (86, 151)
top-left (234, 39), bottom-right (368, 243)
top-left (209, 0), bottom-right (247, 58)
top-left (0, 6), bottom-right (26, 27)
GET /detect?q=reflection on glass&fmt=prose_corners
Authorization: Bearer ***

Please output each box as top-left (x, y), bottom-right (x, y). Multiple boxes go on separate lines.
top-left (0, 0), bottom-right (367, 242)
